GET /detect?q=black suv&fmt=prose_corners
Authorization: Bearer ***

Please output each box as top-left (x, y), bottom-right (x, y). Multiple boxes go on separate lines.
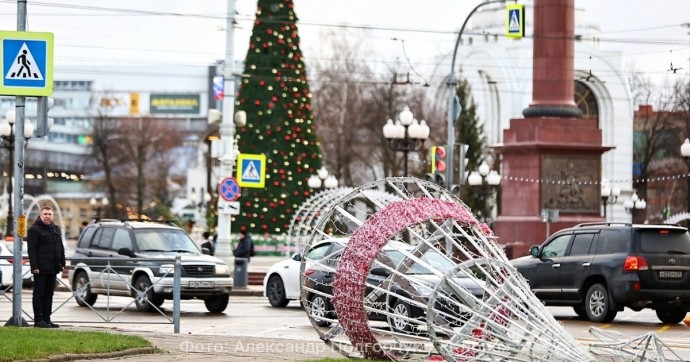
top-left (69, 220), bottom-right (233, 313)
top-left (511, 222), bottom-right (690, 324)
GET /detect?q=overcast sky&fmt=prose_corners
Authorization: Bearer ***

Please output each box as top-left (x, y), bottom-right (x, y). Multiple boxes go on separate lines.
top-left (0, 0), bottom-right (688, 86)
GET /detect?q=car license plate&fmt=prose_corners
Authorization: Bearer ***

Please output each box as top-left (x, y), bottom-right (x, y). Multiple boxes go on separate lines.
top-left (189, 281), bottom-right (214, 288)
top-left (659, 271), bottom-right (682, 278)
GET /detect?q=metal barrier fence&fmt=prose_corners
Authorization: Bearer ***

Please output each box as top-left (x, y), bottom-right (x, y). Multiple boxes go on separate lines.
top-left (1, 255), bottom-right (181, 333)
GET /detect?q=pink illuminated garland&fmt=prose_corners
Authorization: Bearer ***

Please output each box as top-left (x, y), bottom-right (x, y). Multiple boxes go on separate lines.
top-left (331, 197), bottom-right (490, 360)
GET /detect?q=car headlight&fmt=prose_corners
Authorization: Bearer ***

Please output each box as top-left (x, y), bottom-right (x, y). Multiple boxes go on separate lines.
top-left (159, 264), bottom-right (175, 275)
top-left (215, 264), bottom-right (229, 275)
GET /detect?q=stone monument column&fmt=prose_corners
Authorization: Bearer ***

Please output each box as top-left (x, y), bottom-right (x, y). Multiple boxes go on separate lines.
top-left (493, 0), bottom-right (612, 257)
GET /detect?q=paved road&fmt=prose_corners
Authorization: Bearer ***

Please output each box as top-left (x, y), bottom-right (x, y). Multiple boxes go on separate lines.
top-left (4, 287), bottom-right (690, 361)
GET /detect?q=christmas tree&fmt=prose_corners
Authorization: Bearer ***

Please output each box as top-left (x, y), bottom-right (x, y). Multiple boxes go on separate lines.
top-left (234, 0), bottom-right (321, 235)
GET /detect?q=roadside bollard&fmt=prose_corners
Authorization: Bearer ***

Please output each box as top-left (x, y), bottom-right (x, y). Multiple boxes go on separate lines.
top-left (234, 257), bottom-right (248, 287)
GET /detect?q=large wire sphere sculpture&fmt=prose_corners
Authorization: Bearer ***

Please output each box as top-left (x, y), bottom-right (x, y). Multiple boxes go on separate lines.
top-left (298, 177), bottom-right (592, 361)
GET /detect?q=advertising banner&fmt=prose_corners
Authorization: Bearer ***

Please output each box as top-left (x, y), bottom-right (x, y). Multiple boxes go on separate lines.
top-left (150, 93), bottom-right (200, 114)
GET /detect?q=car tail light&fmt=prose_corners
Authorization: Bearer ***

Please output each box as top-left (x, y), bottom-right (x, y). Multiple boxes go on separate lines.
top-left (623, 256), bottom-right (649, 272)
top-left (304, 269), bottom-right (314, 276)
top-left (632, 282), bottom-right (641, 291)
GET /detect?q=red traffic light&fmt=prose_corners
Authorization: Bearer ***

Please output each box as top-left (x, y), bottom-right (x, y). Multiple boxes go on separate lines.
top-left (435, 146), bottom-right (446, 159)
top-left (431, 146), bottom-right (447, 173)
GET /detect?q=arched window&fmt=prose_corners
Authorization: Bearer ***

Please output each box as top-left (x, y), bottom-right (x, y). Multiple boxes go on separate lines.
top-left (574, 81), bottom-right (599, 120)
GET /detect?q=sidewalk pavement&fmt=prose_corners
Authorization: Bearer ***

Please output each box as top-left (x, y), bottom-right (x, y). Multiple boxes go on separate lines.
top-left (71, 329), bottom-right (344, 361)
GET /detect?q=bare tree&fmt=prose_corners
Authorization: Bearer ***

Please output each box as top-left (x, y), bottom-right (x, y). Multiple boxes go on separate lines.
top-left (89, 109), bottom-right (127, 219)
top-left (115, 117), bottom-right (181, 218)
top-left (631, 76), bottom-right (685, 223)
top-left (310, 30), bottom-right (446, 184)
top-left (310, 29), bottom-right (391, 185)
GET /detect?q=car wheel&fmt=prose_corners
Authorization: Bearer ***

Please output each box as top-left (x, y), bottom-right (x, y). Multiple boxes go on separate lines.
top-left (73, 271), bottom-right (97, 307)
top-left (585, 283), bottom-right (617, 323)
top-left (309, 294), bottom-right (332, 327)
top-left (389, 299), bottom-right (413, 333)
top-left (133, 275), bottom-right (163, 312)
top-left (204, 294), bottom-right (230, 313)
top-left (573, 305), bottom-right (587, 320)
top-left (656, 308), bottom-right (687, 324)
top-left (266, 275), bottom-right (289, 308)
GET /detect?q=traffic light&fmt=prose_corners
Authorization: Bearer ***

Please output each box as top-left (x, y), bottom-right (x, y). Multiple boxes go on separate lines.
top-left (431, 146), bottom-right (446, 174)
top-left (434, 172), bottom-right (445, 187)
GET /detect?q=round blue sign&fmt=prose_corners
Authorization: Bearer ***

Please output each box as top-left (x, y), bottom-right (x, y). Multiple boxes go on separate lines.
top-left (219, 177), bottom-right (240, 201)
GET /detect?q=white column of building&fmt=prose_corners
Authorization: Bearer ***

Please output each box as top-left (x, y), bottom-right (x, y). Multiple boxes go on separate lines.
top-left (215, 0), bottom-right (238, 263)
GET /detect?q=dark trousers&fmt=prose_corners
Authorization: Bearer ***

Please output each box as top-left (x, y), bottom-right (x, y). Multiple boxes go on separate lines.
top-left (32, 273), bottom-right (57, 323)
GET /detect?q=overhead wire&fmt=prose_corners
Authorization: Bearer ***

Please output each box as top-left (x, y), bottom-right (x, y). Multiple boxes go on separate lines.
top-left (1, 0), bottom-right (687, 92)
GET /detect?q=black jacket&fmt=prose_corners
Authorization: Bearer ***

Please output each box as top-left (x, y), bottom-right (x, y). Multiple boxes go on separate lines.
top-left (233, 235), bottom-right (252, 261)
top-left (27, 217), bottom-right (65, 274)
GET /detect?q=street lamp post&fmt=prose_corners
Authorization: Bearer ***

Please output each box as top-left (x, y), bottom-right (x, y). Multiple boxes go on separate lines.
top-left (467, 161), bottom-right (501, 224)
top-left (600, 178), bottom-right (620, 220)
top-left (0, 109), bottom-right (33, 239)
top-left (446, 0), bottom-right (507, 189)
top-left (89, 196), bottom-right (109, 219)
top-left (623, 192), bottom-right (647, 223)
top-left (307, 166), bottom-right (339, 190)
top-left (680, 138), bottom-right (690, 213)
top-left (382, 106), bottom-right (430, 177)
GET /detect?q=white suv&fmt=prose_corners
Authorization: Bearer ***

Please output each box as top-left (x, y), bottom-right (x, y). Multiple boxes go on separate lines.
top-left (69, 220), bottom-right (233, 313)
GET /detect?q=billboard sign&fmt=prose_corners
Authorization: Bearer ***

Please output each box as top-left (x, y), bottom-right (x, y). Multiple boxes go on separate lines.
top-left (150, 93), bottom-right (200, 114)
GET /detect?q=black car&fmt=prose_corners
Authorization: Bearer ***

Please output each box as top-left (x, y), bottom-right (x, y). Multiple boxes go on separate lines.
top-left (302, 241), bottom-right (485, 333)
top-left (511, 222), bottom-right (690, 324)
top-left (69, 220), bottom-right (233, 313)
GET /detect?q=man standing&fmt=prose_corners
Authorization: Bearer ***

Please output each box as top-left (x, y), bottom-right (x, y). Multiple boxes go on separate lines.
top-left (233, 227), bottom-right (253, 262)
top-left (27, 206), bottom-right (65, 328)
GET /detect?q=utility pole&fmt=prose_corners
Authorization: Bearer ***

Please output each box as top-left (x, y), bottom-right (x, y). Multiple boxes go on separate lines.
top-left (6, 0), bottom-right (29, 327)
top-left (214, 0), bottom-right (238, 263)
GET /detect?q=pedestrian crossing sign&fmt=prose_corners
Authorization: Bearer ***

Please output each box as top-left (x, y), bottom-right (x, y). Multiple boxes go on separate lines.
top-left (0, 31), bottom-right (54, 96)
top-left (236, 153), bottom-right (266, 188)
top-left (506, 4), bottom-right (525, 39)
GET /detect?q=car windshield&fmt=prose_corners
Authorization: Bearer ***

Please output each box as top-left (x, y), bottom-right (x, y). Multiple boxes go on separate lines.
top-left (639, 229), bottom-right (690, 254)
top-left (134, 229), bottom-right (200, 253)
top-left (383, 249), bottom-right (455, 275)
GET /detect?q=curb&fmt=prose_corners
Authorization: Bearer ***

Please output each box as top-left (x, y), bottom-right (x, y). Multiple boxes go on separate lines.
top-left (36, 347), bottom-right (157, 361)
